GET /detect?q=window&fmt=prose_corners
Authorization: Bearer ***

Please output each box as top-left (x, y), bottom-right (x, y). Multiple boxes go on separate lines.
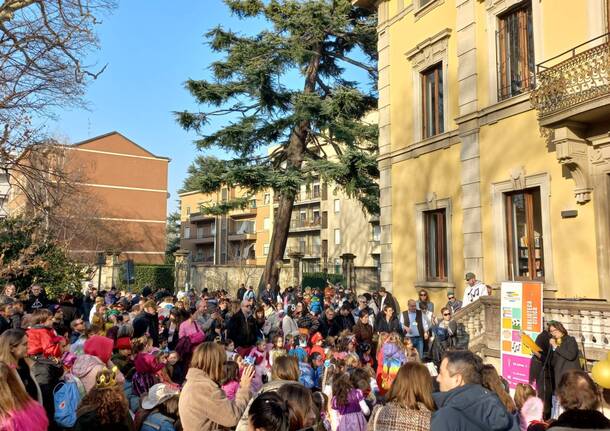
top-left (421, 63), bottom-right (444, 139)
top-left (372, 224), bottom-right (381, 242)
top-left (505, 188), bottom-right (544, 280)
top-left (263, 244), bottom-right (270, 256)
top-left (263, 217), bottom-right (271, 230)
top-left (334, 229), bottom-right (341, 245)
top-left (264, 193), bottom-right (271, 204)
top-left (334, 199), bottom-right (341, 213)
top-left (497, 1), bottom-right (535, 100)
top-left (221, 188), bottom-right (228, 201)
top-left (313, 210), bottom-right (320, 225)
top-left (184, 227), bottom-right (191, 239)
top-left (250, 199), bottom-right (257, 208)
top-left (424, 209), bottom-right (447, 281)
top-left (186, 206), bottom-right (191, 215)
top-left (313, 182), bottom-right (321, 198)
top-left (197, 227), bottom-right (204, 238)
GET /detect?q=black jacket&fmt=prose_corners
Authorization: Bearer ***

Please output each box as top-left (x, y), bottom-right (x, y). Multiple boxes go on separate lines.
top-left (432, 384), bottom-right (519, 431)
top-left (374, 315), bottom-right (403, 336)
top-left (25, 292), bottom-right (49, 313)
top-left (336, 313), bottom-right (355, 333)
top-left (132, 311), bottom-right (160, 347)
top-left (74, 409), bottom-right (133, 431)
top-left (226, 310), bottom-right (258, 348)
top-left (548, 409), bottom-right (610, 430)
top-left (60, 302), bottom-right (81, 328)
top-left (551, 335), bottom-right (582, 387)
top-left (319, 316), bottom-right (340, 337)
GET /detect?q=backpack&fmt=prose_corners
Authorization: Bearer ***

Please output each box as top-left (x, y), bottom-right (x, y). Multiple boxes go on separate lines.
top-left (53, 374), bottom-right (85, 428)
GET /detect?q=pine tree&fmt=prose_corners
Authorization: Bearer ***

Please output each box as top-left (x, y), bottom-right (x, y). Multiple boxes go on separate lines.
top-left (178, 0), bottom-right (378, 288)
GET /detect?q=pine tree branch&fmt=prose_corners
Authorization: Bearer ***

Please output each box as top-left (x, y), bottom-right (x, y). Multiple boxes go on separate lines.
top-left (327, 51), bottom-right (377, 75)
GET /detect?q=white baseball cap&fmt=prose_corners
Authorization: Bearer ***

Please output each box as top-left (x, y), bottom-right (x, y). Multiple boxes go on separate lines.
top-left (141, 383), bottom-right (179, 410)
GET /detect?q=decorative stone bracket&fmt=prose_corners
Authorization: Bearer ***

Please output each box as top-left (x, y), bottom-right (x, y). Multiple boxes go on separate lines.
top-left (553, 126), bottom-right (592, 204)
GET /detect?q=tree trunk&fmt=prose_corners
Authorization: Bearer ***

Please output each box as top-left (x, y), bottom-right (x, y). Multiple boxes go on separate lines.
top-left (261, 45), bottom-right (322, 291)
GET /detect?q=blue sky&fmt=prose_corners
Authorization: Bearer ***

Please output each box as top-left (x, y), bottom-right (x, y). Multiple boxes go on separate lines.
top-left (48, 0), bottom-right (257, 214)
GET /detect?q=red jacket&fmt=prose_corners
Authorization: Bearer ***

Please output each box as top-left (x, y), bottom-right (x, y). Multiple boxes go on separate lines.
top-left (27, 326), bottom-right (63, 358)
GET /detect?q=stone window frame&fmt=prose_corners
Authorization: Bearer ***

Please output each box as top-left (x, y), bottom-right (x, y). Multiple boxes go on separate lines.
top-left (415, 195), bottom-right (455, 289)
top-left (491, 171), bottom-right (556, 289)
top-left (414, 0), bottom-right (445, 21)
top-left (485, 0), bottom-right (543, 106)
top-left (406, 28), bottom-right (451, 144)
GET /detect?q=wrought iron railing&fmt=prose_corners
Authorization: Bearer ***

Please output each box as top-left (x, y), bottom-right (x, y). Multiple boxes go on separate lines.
top-left (531, 33), bottom-right (610, 118)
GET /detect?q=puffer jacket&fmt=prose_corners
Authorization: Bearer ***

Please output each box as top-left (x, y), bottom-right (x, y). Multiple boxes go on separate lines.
top-left (26, 325), bottom-right (63, 358)
top-left (72, 336), bottom-right (124, 393)
top-left (179, 368), bottom-right (251, 431)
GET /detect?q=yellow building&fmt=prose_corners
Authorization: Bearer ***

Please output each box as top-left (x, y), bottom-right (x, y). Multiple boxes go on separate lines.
top-left (354, 0), bottom-right (610, 308)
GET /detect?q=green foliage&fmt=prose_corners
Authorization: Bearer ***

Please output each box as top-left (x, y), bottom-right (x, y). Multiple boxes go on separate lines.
top-left (0, 216), bottom-right (90, 299)
top-left (177, 0), bottom-right (380, 214)
top-left (302, 272), bottom-right (344, 290)
top-left (165, 212), bottom-right (181, 264)
top-left (117, 264), bottom-right (175, 293)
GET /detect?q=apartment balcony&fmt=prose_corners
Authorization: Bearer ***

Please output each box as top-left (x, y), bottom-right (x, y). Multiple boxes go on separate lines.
top-left (453, 295), bottom-right (610, 363)
top-left (226, 258), bottom-right (257, 265)
top-left (285, 245), bottom-right (321, 258)
top-left (191, 234), bottom-right (215, 245)
top-left (192, 255), bottom-right (214, 264)
top-left (369, 240), bottom-right (380, 255)
top-left (228, 232), bottom-right (257, 241)
top-left (531, 34), bottom-right (610, 128)
top-left (190, 212), bottom-right (215, 223)
top-left (289, 218), bottom-right (322, 232)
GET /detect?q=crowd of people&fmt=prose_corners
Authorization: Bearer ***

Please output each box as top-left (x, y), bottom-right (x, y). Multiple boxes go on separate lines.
top-left (0, 278), bottom-right (608, 431)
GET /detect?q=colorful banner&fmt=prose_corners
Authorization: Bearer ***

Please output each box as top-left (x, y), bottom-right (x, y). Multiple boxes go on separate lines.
top-left (500, 281), bottom-right (543, 389)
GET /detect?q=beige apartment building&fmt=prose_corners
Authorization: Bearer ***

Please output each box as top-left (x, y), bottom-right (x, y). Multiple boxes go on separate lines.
top-left (179, 179), bottom-right (380, 287)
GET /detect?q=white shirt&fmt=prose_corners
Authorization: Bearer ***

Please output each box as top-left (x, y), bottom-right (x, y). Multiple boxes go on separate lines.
top-left (462, 281), bottom-right (488, 307)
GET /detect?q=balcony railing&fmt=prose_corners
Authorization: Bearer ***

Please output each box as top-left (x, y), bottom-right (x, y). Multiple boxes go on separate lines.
top-left (290, 218), bottom-right (321, 230)
top-left (193, 255), bottom-right (214, 263)
top-left (453, 295), bottom-right (610, 363)
top-left (531, 34), bottom-right (610, 119)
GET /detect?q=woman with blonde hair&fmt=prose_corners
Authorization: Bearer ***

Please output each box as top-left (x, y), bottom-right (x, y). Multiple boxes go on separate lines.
top-left (0, 329), bottom-right (42, 402)
top-left (179, 341), bottom-right (255, 431)
top-left (0, 361), bottom-right (48, 431)
top-left (368, 362), bottom-right (435, 431)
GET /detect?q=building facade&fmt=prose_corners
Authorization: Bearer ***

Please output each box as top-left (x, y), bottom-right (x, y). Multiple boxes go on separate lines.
top-left (8, 132), bottom-right (169, 264)
top-left (179, 181), bottom-right (381, 287)
top-left (354, 0), bottom-right (610, 307)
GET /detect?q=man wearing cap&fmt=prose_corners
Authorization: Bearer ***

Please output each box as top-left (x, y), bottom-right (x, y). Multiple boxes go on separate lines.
top-left (462, 272), bottom-right (488, 307)
top-left (445, 291), bottom-right (463, 314)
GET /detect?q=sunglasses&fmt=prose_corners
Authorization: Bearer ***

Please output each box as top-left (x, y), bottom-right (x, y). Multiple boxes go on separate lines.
top-left (443, 313), bottom-right (451, 316)
top-left (448, 296), bottom-right (455, 300)
top-left (419, 293), bottom-right (427, 297)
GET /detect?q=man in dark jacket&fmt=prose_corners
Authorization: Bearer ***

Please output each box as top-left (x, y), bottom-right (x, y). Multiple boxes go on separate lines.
top-left (336, 303), bottom-right (355, 333)
top-left (432, 350), bottom-right (519, 431)
top-left (25, 284), bottom-right (49, 313)
top-left (226, 299), bottom-right (258, 354)
top-left (132, 300), bottom-right (160, 346)
top-left (530, 325), bottom-right (553, 420)
top-left (319, 307), bottom-right (340, 337)
top-left (237, 283), bottom-right (247, 301)
top-left (377, 287), bottom-right (400, 315)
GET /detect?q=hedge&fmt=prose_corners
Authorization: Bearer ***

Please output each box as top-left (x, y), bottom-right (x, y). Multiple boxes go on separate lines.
top-left (118, 264), bottom-right (175, 293)
top-left (301, 272), bottom-right (345, 290)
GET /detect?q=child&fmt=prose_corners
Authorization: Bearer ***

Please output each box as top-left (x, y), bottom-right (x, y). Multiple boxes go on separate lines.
top-left (165, 351), bottom-right (185, 385)
top-left (249, 339), bottom-right (269, 391)
top-left (357, 342), bottom-right (374, 368)
top-left (224, 339), bottom-right (237, 361)
top-left (377, 332), bottom-right (406, 395)
top-left (220, 361), bottom-right (240, 401)
top-left (112, 337), bottom-right (135, 379)
top-left (132, 335), bottom-right (164, 397)
top-left (313, 391), bottom-right (332, 431)
top-left (284, 334), bottom-right (295, 352)
top-left (514, 383), bottom-right (544, 431)
top-left (289, 335), bottom-right (309, 363)
top-left (309, 332), bottom-right (325, 357)
top-left (269, 335), bottom-right (286, 367)
top-left (331, 373), bottom-right (369, 431)
top-left (350, 368), bottom-right (376, 412)
top-left (404, 337), bottom-right (420, 362)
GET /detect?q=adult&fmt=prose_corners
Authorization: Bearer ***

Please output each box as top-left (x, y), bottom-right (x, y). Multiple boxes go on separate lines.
top-left (226, 299), bottom-right (258, 354)
top-left (481, 365), bottom-right (517, 416)
top-left (354, 295), bottom-right (375, 326)
top-left (259, 283), bottom-right (277, 305)
top-left (416, 289), bottom-right (434, 313)
top-left (319, 307), bottom-right (340, 337)
top-left (69, 318), bottom-right (87, 345)
top-left (80, 284), bottom-right (97, 321)
top-left (243, 285), bottom-right (256, 302)
top-left (282, 305), bottom-right (301, 338)
top-left (0, 362), bottom-right (48, 431)
top-left (548, 370), bottom-right (610, 430)
top-left (375, 304), bottom-right (402, 336)
top-left (336, 303), bottom-right (356, 333)
top-left (529, 323), bottom-right (553, 420)
top-left (368, 362), bottom-right (435, 431)
top-left (262, 301), bottom-right (283, 340)
top-left (235, 355), bottom-right (301, 431)
top-left (24, 284), bottom-right (48, 314)
top-left (2, 282), bottom-right (16, 299)
top-left (237, 283), bottom-right (247, 301)
top-left (247, 392), bottom-right (289, 431)
top-left (548, 321), bottom-right (581, 401)
top-left (179, 342), bottom-right (255, 430)
top-left (277, 383), bottom-right (318, 431)
top-left (399, 300), bottom-right (428, 359)
top-left (378, 287), bottom-right (400, 315)
top-left (430, 307), bottom-right (458, 367)
top-left (432, 350), bottom-right (518, 431)
top-left (0, 329), bottom-right (42, 402)
top-left (353, 309), bottom-right (374, 346)
top-left (59, 294), bottom-right (81, 329)
top-left (0, 300), bottom-right (12, 335)
top-left (132, 300), bottom-right (160, 347)
top-left (462, 273), bottom-right (487, 307)
top-left (445, 291), bottom-right (463, 314)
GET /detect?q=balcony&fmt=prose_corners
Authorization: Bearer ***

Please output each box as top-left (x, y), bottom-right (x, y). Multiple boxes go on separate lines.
top-left (190, 212), bottom-right (215, 223)
top-left (369, 240), bottom-right (380, 255)
top-left (192, 255), bottom-right (214, 264)
top-left (289, 218), bottom-right (322, 232)
top-left (531, 34), bottom-right (610, 127)
top-left (286, 245), bottom-right (322, 258)
top-left (453, 296), bottom-right (610, 363)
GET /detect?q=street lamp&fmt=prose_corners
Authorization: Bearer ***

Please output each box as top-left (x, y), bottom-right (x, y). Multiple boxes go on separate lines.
top-left (96, 252), bottom-right (105, 290)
